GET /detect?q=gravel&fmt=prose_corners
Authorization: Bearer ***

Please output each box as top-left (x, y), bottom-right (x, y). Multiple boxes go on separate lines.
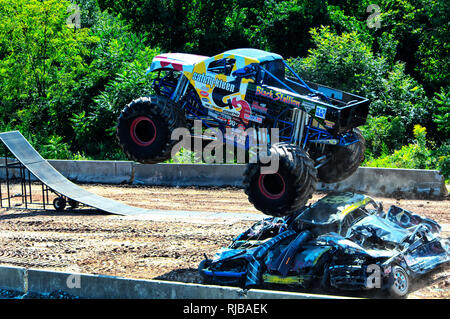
top-left (0, 289), bottom-right (78, 299)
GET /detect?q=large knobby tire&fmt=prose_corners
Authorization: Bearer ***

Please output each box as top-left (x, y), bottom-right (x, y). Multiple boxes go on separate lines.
top-left (243, 143), bottom-right (317, 217)
top-left (116, 95), bottom-right (185, 164)
top-left (317, 128), bottom-right (366, 184)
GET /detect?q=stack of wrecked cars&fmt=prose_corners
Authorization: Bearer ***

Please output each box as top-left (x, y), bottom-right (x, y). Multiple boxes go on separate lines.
top-left (199, 193), bottom-right (449, 297)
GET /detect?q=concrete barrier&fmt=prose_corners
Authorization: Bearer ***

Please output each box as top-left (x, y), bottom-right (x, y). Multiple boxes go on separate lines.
top-left (133, 163), bottom-right (245, 187)
top-left (133, 164), bottom-right (447, 198)
top-left (1, 160), bottom-right (447, 199)
top-left (318, 167), bottom-right (448, 198)
top-left (0, 265), bottom-right (26, 292)
top-left (0, 159), bottom-right (135, 184)
top-left (0, 265), bottom-right (347, 299)
top-left (49, 160), bottom-right (134, 184)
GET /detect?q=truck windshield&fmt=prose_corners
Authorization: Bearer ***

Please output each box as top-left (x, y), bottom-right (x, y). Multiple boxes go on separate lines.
top-left (259, 59), bottom-right (285, 86)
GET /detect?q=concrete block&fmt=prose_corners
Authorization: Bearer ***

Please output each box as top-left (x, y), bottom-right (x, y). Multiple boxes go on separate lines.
top-left (0, 265), bottom-right (26, 292)
top-left (26, 268), bottom-right (82, 297)
top-left (133, 164), bottom-right (447, 198)
top-left (133, 163), bottom-right (246, 187)
top-left (246, 288), bottom-right (350, 299)
top-left (74, 276), bottom-right (244, 299)
top-left (26, 268), bottom-right (244, 299)
top-left (1, 158), bottom-right (447, 199)
top-left (318, 167), bottom-right (447, 198)
top-left (1, 267), bottom-right (338, 299)
top-left (138, 281), bottom-right (244, 299)
top-left (49, 160), bottom-right (134, 184)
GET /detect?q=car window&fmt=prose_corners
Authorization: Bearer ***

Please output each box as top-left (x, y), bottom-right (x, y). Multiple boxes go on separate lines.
top-left (258, 59), bottom-right (285, 85)
top-left (207, 58), bottom-right (236, 76)
top-left (341, 208), bottom-right (368, 237)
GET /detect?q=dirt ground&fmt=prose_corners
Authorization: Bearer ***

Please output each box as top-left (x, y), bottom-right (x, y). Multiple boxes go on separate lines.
top-left (0, 183), bottom-right (448, 299)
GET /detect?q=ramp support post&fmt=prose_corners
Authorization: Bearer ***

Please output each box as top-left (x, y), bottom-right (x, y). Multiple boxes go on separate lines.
top-left (1, 143), bottom-right (51, 211)
top-left (4, 147), bottom-right (11, 208)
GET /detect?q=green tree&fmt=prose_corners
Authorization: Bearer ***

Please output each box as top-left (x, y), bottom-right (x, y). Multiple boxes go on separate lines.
top-left (68, 10), bottom-right (160, 159)
top-left (365, 124), bottom-right (434, 170)
top-left (0, 0), bottom-right (96, 153)
top-left (317, 0), bottom-right (449, 94)
top-left (290, 26), bottom-right (431, 139)
top-left (359, 116), bottom-right (407, 159)
top-left (0, 0), bottom-right (159, 160)
top-left (246, 0), bottom-right (330, 57)
top-left (432, 87), bottom-right (450, 138)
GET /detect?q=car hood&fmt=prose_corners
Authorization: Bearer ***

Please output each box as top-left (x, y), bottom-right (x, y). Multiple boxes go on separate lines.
top-left (348, 215), bottom-right (412, 245)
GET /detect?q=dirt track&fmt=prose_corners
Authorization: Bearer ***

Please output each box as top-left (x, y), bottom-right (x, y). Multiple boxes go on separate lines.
top-left (0, 184), bottom-right (448, 299)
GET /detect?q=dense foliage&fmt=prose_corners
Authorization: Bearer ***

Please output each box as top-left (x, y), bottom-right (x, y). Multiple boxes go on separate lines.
top-left (0, 0), bottom-right (448, 178)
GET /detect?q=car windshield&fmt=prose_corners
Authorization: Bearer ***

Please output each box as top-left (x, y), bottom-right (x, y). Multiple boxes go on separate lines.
top-left (293, 193), bottom-right (370, 225)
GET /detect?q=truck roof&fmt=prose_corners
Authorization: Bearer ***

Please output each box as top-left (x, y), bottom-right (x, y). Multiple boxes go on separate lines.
top-left (148, 48), bottom-right (284, 73)
top-left (149, 53), bottom-right (208, 73)
top-left (223, 48), bottom-right (283, 62)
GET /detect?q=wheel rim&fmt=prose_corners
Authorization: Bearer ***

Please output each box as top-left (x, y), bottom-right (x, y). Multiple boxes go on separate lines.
top-left (54, 197), bottom-right (65, 210)
top-left (394, 269), bottom-right (408, 293)
top-left (258, 173), bottom-right (286, 200)
top-left (130, 116), bottom-right (157, 147)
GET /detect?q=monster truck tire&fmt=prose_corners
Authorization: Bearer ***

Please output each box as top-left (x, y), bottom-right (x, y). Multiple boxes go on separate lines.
top-left (116, 95), bottom-right (185, 164)
top-left (317, 128), bottom-right (365, 184)
top-left (243, 143), bottom-right (317, 217)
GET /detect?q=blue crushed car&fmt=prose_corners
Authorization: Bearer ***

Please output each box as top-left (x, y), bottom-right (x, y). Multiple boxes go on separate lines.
top-left (198, 193), bottom-right (449, 297)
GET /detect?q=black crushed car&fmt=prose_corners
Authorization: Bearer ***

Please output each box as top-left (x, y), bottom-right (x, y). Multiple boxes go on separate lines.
top-left (198, 193), bottom-right (449, 297)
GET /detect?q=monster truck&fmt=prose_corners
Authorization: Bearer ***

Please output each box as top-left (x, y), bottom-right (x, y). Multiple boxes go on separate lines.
top-left (116, 48), bottom-right (370, 217)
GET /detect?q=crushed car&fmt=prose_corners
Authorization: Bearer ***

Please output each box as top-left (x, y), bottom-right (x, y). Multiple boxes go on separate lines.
top-left (198, 193), bottom-right (449, 297)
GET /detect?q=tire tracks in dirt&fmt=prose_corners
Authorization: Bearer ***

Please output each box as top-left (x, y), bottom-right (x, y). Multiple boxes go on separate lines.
top-left (0, 184), bottom-right (448, 298)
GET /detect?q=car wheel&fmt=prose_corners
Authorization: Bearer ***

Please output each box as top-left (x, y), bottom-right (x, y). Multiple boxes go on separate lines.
top-left (53, 197), bottom-right (66, 211)
top-left (389, 266), bottom-right (409, 298)
top-left (198, 259), bottom-right (212, 284)
top-left (68, 199), bottom-right (79, 209)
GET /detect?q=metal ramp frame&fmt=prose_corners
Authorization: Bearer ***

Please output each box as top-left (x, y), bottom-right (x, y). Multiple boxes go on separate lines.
top-left (0, 131), bottom-right (150, 215)
top-left (0, 154), bottom-right (57, 211)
